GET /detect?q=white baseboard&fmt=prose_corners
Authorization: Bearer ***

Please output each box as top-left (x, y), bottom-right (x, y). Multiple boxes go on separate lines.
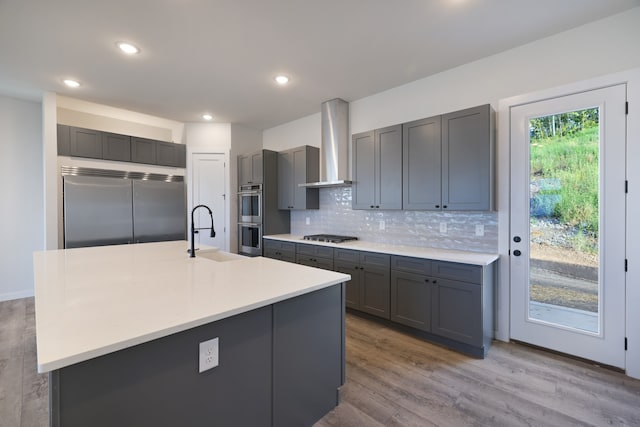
top-left (0, 289), bottom-right (34, 302)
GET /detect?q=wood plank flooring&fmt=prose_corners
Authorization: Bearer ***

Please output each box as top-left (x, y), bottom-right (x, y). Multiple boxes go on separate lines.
top-left (2, 298), bottom-right (639, 426)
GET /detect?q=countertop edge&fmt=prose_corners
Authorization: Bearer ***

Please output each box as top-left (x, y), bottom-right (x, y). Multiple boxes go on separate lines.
top-left (264, 234), bottom-right (499, 266)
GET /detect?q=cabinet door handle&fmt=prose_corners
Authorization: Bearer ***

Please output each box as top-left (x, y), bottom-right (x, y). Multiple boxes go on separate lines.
top-left (432, 280), bottom-right (437, 284)
top-left (435, 205), bottom-right (440, 208)
top-left (370, 205), bottom-right (374, 208)
top-left (376, 205), bottom-right (380, 208)
top-left (443, 205), bottom-right (447, 209)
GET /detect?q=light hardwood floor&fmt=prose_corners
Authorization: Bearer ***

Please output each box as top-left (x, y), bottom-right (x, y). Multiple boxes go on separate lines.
top-left (2, 298), bottom-right (639, 427)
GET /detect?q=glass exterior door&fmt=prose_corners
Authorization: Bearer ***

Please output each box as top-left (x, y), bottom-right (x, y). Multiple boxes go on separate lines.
top-left (510, 85), bottom-right (626, 368)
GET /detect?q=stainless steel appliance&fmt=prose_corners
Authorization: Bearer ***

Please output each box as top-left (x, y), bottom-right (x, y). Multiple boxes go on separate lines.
top-left (302, 234), bottom-right (358, 243)
top-left (62, 166), bottom-right (186, 248)
top-left (238, 223), bottom-right (262, 256)
top-left (238, 184), bottom-right (262, 223)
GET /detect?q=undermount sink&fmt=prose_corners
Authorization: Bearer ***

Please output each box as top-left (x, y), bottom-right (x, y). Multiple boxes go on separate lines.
top-left (196, 248), bottom-right (246, 262)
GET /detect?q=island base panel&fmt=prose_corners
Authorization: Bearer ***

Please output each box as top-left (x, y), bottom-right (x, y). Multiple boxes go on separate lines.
top-left (50, 306), bottom-right (272, 427)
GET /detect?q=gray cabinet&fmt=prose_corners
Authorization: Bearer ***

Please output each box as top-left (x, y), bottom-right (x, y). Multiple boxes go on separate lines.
top-left (57, 124), bottom-right (71, 156)
top-left (402, 116), bottom-right (441, 210)
top-left (352, 124), bottom-right (402, 210)
top-left (238, 151), bottom-right (263, 185)
top-left (278, 145), bottom-right (319, 210)
top-left (442, 104), bottom-right (494, 211)
top-left (334, 249), bottom-right (390, 319)
top-left (102, 132), bottom-right (131, 162)
top-left (57, 124), bottom-right (185, 168)
top-left (403, 105), bottom-right (494, 211)
top-left (156, 140), bottom-right (186, 167)
top-left (131, 137), bottom-right (157, 164)
top-left (430, 261), bottom-right (488, 349)
top-left (70, 126), bottom-right (102, 159)
top-left (263, 240), bottom-right (296, 263)
top-left (390, 256), bottom-right (433, 331)
top-left (296, 243), bottom-right (334, 270)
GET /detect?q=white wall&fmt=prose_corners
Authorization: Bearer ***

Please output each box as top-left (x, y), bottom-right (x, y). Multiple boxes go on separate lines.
top-left (0, 96), bottom-right (43, 300)
top-left (265, 7), bottom-right (640, 149)
top-left (263, 113), bottom-right (320, 152)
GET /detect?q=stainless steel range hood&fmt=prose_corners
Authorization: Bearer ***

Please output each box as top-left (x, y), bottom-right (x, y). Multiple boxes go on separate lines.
top-left (299, 98), bottom-right (352, 188)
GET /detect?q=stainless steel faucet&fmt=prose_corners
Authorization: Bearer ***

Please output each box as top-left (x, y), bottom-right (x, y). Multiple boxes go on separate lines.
top-left (190, 204), bottom-right (216, 257)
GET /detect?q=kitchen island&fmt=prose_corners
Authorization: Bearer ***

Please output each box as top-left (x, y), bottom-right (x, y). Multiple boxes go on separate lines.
top-left (33, 241), bottom-right (350, 427)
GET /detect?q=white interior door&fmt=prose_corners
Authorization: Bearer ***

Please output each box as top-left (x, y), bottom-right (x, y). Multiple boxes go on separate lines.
top-left (191, 153), bottom-right (226, 251)
top-left (510, 85), bottom-right (626, 368)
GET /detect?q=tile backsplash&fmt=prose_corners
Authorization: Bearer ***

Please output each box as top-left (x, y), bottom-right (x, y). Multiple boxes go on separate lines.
top-left (290, 187), bottom-right (498, 253)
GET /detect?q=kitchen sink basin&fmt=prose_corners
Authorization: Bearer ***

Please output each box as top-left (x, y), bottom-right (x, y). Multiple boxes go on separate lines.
top-left (197, 248), bottom-right (246, 262)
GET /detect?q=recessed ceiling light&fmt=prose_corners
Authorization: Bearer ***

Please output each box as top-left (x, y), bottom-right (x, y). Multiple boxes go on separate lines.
top-left (63, 79), bottom-right (81, 88)
top-left (116, 42), bottom-right (140, 55)
top-left (202, 114), bottom-right (213, 121)
top-left (274, 75), bottom-right (289, 85)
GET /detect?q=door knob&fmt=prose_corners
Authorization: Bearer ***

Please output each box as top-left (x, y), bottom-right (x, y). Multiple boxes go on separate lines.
top-left (513, 250), bottom-right (522, 256)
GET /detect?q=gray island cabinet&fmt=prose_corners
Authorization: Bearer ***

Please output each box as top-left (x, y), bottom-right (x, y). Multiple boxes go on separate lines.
top-left (34, 242), bottom-right (348, 427)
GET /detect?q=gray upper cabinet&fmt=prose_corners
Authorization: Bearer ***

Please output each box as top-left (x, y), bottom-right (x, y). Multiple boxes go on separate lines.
top-left (403, 105), bottom-right (494, 211)
top-left (352, 125), bottom-right (402, 210)
top-left (156, 141), bottom-right (186, 167)
top-left (238, 151), bottom-right (263, 185)
top-left (57, 124), bottom-right (71, 156)
top-left (277, 146), bottom-right (319, 210)
top-left (70, 127), bottom-right (102, 159)
top-left (102, 132), bottom-right (131, 162)
top-left (441, 104), bottom-right (494, 211)
top-left (402, 116), bottom-right (442, 210)
top-left (58, 124), bottom-right (185, 168)
top-left (131, 137), bottom-right (157, 165)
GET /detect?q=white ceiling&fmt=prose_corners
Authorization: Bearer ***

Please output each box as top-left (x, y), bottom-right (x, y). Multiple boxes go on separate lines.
top-left (1, 0), bottom-right (638, 130)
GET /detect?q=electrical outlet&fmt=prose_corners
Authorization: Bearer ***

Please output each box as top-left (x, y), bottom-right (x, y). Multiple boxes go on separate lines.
top-left (440, 222), bottom-right (447, 233)
top-left (199, 337), bottom-right (219, 373)
top-left (475, 224), bottom-right (485, 236)
top-left (305, 217), bottom-right (310, 225)
top-left (379, 220), bottom-right (385, 230)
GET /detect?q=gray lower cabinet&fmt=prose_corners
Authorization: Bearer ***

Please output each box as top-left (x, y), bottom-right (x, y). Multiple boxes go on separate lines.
top-left (352, 125), bottom-right (402, 210)
top-left (334, 249), bottom-right (390, 319)
top-left (390, 256), bottom-right (433, 331)
top-left (102, 132), bottom-right (131, 162)
top-left (70, 126), bottom-right (102, 158)
top-left (278, 145), bottom-right (319, 210)
top-left (431, 277), bottom-right (481, 346)
top-left (296, 243), bottom-right (334, 270)
top-left (263, 240), bottom-right (296, 263)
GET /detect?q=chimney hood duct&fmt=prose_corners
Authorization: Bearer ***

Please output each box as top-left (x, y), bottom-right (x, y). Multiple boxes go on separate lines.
top-left (299, 98), bottom-right (352, 188)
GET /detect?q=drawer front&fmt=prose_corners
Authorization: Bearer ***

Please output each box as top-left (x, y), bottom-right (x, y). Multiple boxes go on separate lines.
top-left (296, 255), bottom-right (334, 271)
top-left (391, 256), bottom-right (431, 275)
top-left (360, 251), bottom-right (390, 269)
top-left (296, 243), bottom-right (334, 259)
top-left (334, 248), bottom-right (360, 264)
top-left (264, 240), bottom-right (295, 261)
top-left (432, 261), bottom-right (481, 284)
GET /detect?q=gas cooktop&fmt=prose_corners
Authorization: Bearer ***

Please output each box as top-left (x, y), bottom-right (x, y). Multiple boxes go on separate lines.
top-left (302, 234), bottom-right (358, 243)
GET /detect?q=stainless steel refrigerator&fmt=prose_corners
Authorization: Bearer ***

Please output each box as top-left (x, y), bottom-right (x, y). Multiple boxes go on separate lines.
top-left (63, 168), bottom-right (186, 248)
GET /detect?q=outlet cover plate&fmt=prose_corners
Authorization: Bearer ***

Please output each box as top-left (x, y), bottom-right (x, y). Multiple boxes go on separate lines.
top-left (199, 337), bottom-right (219, 373)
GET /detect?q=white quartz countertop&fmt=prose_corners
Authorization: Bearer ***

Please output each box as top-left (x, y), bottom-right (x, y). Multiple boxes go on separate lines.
top-left (33, 241), bottom-right (350, 373)
top-left (264, 234), bottom-right (499, 266)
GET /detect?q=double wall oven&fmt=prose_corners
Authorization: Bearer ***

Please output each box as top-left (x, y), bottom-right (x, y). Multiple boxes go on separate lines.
top-left (238, 184), bottom-right (262, 256)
